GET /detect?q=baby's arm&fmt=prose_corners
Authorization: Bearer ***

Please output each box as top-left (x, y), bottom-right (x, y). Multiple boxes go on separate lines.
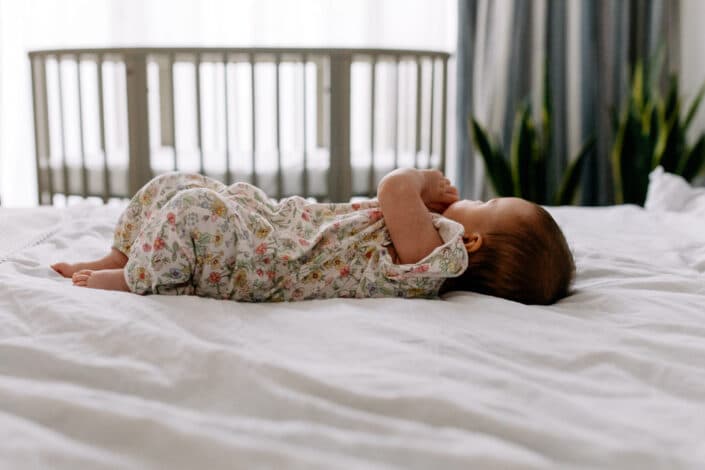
top-left (377, 169), bottom-right (458, 264)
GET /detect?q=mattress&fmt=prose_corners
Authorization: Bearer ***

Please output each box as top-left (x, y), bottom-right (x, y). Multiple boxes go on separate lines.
top-left (1, 181), bottom-right (704, 468)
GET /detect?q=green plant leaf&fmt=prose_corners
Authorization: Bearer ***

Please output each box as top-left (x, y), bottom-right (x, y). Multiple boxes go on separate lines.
top-left (663, 75), bottom-right (679, 119)
top-left (623, 110), bottom-right (651, 205)
top-left (611, 108), bottom-right (630, 204)
top-left (510, 103), bottom-right (534, 198)
top-left (648, 100), bottom-right (660, 149)
top-left (538, 65), bottom-right (551, 205)
top-left (542, 60), bottom-right (552, 144)
top-left (554, 136), bottom-right (595, 205)
top-left (680, 133), bottom-right (705, 181)
top-left (654, 102), bottom-right (683, 173)
top-left (469, 117), bottom-right (513, 196)
top-left (652, 108), bottom-right (674, 168)
top-left (632, 61), bottom-right (645, 111)
top-left (469, 117), bottom-right (494, 163)
top-left (492, 143), bottom-right (514, 196)
top-left (683, 80), bottom-right (705, 131)
top-left (533, 149), bottom-right (547, 205)
top-left (641, 101), bottom-right (655, 135)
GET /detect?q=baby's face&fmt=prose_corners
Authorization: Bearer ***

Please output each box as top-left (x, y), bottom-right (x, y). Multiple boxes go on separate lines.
top-left (442, 197), bottom-right (536, 237)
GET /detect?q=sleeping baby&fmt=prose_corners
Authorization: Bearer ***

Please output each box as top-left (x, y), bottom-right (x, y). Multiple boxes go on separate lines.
top-left (52, 168), bottom-right (574, 304)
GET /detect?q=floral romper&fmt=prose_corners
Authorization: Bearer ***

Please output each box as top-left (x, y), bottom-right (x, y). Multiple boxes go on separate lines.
top-left (114, 173), bottom-right (468, 302)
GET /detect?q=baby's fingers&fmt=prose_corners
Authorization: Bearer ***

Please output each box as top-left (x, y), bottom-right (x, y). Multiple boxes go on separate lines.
top-left (426, 202), bottom-right (448, 213)
top-left (443, 185), bottom-right (459, 201)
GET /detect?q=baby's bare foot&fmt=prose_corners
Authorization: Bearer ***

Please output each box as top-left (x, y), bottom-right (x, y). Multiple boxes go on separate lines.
top-left (72, 269), bottom-right (130, 292)
top-left (52, 262), bottom-right (86, 278)
top-left (53, 249), bottom-right (128, 278)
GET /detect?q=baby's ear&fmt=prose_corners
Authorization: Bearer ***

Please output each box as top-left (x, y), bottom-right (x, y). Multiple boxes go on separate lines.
top-left (464, 233), bottom-right (483, 253)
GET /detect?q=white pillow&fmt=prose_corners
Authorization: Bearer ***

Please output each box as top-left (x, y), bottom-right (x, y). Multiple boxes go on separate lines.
top-left (644, 166), bottom-right (705, 215)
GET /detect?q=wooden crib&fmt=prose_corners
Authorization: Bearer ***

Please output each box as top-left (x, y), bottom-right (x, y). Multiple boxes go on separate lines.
top-left (29, 47), bottom-right (450, 204)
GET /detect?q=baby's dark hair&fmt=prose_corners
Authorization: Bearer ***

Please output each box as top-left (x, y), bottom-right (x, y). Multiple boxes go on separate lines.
top-left (442, 204), bottom-right (575, 305)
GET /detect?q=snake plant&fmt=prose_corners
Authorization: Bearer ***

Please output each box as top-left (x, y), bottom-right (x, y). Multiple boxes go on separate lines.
top-left (611, 56), bottom-right (705, 205)
top-left (469, 91), bottom-right (595, 205)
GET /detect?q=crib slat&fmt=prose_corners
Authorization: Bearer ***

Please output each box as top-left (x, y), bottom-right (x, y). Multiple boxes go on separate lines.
top-left (428, 58), bottom-right (435, 169)
top-left (158, 57), bottom-right (174, 149)
top-left (44, 59), bottom-right (54, 203)
top-left (328, 54), bottom-right (352, 202)
top-left (250, 53), bottom-right (258, 187)
top-left (56, 55), bottom-right (69, 203)
top-left (97, 55), bottom-right (110, 202)
top-left (31, 56), bottom-right (52, 204)
top-left (440, 57), bottom-right (448, 173)
top-left (76, 55), bottom-right (87, 198)
top-left (29, 57), bottom-right (42, 204)
top-left (125, 53), bottom-right (152, 196)
top-left (169, 54), bottom-right (178, 171)
top-left (415, 58), bottom-right (422, 169)
top-left (302, 55), bottom-right (309, 198)
top-left (222, 54), bottom-right (232, 185)
top-left (368, 56), bottom-right (376, 198)
top-left (275, 55), bottom-right (282, 199)
top-left (195, 54), bottom-right (204, 175)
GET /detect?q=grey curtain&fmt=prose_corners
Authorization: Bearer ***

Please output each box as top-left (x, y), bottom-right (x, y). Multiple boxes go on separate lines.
top-left (455, 0), bottom-right (680, 205)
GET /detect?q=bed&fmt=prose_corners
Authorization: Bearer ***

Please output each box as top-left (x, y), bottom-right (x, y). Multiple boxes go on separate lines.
top-left (1, 169), bottom-right (704, 469)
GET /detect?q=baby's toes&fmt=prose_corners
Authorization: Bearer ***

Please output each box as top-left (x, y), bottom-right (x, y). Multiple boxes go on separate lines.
top-left (72, 270), bottom-right (93, 286)
top-left (51, 262), bottom-right (72, 277)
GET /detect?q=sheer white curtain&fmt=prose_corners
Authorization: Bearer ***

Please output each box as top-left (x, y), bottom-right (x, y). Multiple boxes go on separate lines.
top-left (0, 0), bottom-right (456, 206)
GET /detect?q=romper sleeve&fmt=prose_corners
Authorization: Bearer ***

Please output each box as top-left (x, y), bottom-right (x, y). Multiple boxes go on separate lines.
top-left (381, 214), bottom-right (468, 281)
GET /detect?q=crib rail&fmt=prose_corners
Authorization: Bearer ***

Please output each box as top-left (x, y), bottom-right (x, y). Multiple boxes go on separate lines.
top-left (29, 47), bottom-right (450, 204)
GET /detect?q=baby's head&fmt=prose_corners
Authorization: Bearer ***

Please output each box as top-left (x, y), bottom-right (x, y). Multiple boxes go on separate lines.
top-left (442, 198), bottom-right (574, 305)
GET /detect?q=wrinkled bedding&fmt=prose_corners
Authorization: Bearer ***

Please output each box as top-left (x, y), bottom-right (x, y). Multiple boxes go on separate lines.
top-left (1, 181), bottom-right (704, 469)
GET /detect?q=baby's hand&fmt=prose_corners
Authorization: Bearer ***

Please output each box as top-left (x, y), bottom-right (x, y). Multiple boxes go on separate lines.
top-left (420, 170), bottom-right (459, 213)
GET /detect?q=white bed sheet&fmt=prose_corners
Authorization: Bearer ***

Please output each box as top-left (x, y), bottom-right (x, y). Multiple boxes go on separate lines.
top-left (1, 202), bottom-right (704, 469)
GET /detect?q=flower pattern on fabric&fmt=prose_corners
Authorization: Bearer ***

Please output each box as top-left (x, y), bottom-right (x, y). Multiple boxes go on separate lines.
top-left (114, 172), bottom-right (468, 301)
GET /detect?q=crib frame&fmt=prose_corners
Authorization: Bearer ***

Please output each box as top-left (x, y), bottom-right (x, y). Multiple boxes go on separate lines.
top-left (29, 47), bottom-right (450, 203)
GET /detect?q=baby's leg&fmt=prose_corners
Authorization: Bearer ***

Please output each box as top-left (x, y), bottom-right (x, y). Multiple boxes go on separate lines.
top-left (52, 248), bottom-right (128, 278)
top-left (72, 269), bottom-right (129, 292)
top-left (54, 173), bottom-right (225, 278)
top-left (124, 187), bottom-right (229, 297)
top-left (113, 172), bottom-right (226, 254)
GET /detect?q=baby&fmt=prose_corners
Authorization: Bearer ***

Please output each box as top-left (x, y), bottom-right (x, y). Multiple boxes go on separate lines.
top-left (52, 168), bottom-right (574, 304)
